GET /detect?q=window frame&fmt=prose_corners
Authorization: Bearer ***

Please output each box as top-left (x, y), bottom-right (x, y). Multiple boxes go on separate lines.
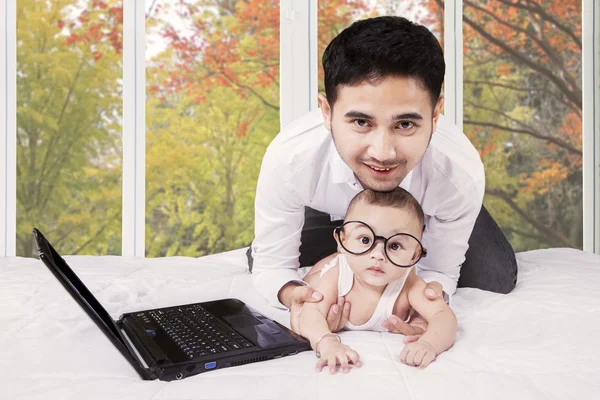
top-left (583, 0), bottom-right (600, 253)
top-left (0, 0), bottom-right (16, 257)
top-left (122, 0), bottom-right (146, 257)
top-left (1, 0), bottom-right (598, 256)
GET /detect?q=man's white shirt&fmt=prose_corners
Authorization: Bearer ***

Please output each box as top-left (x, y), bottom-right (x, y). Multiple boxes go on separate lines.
top-left (251, 110), bottom-right (485, 308)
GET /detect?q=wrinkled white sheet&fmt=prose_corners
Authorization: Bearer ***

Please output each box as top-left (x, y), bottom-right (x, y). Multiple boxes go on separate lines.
top-left (2, 247), bottom-right (600, 400)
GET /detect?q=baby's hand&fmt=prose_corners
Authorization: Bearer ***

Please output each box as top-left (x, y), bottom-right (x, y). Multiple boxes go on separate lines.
top-left (315, 338), bottom-right (361, 374)
top-left (399, 340), bottom-right (437, 368)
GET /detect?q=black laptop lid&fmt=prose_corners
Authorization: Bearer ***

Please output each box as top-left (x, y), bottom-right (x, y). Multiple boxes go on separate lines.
top-left (32, 228), bottom-right (151, 379)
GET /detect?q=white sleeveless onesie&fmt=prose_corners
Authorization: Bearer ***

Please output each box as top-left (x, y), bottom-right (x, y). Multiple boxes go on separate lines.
top-left (320, 254), bottom-right (412, 332)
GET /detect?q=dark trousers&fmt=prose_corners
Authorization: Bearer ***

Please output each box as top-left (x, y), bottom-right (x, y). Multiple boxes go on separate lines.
top-left (247, 205), bottom-right (518, 294)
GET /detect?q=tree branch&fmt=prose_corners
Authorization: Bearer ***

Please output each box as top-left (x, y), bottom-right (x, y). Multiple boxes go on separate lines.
top-left (462, 13), bottom-right (582, 109)
top-left (221, 71), bottom-right (279, 111)
top-left (463, 120), bottom-right (581, 155)
top-left (497, 0), bottom-right (582, 49)
top-left (485, 187), bottom-right (575, 247)
top-left (72, 209), bottom-right (121, 255)
top-left (502, 226), bottom-right (551, 244)
top-left (464, 0), bottom-right (580, 97)
top-left (464, 79), bottom-right (579, 113)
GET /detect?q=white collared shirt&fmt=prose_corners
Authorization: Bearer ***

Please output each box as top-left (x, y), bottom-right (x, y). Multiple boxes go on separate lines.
top-left (251, 110), bottom-right (485, 308)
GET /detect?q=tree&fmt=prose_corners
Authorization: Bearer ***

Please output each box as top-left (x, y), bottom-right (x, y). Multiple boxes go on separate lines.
top-left (145, 0), bottom-right (281, 256)
top-left (16, 0), bottom-right (123, 257)
top-left (427, 0), bottom-right (582, 250)
top-left (144, 0), bottom-right (385, 256)
top-left (315, 0), bottom-right (582, 250)
top-left (145, 86), bottom-right (273, 256)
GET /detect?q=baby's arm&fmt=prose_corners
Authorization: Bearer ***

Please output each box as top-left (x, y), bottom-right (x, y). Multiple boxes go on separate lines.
top-left (400, 276), bottom-right (457, 368)
top-left (299, 264), bottom-right (360, 373)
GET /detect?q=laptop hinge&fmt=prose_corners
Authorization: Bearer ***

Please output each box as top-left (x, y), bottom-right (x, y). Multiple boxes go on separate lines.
top-left (116, 319), bottom-right (159, 380)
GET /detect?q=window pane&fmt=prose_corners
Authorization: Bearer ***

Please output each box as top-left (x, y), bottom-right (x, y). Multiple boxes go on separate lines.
top-left (463, 0), bottom-right (582, 251)
top-left (145, 0), bottom-right (280, 257)
top-left (317, 0), bottom-right (444, 93)
top-left (16, 0), bottom-right (123, 257)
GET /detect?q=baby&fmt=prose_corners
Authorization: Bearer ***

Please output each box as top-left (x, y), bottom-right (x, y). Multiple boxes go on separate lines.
top-left (300, 187), bottom-right (457, 373)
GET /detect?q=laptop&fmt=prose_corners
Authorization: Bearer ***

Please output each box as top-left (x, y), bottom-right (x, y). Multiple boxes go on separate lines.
top-left (33, 228), bottom-right (311, 381)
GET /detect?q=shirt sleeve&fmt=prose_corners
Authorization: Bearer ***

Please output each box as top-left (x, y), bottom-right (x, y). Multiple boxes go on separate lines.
top-left (416, 180), bottom-right (484, 299)
top-left (250, 150), bottom-right (306, 309)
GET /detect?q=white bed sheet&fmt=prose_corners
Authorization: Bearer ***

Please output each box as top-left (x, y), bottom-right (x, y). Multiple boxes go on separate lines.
top-left (1, 247), bottom-right (600, 400)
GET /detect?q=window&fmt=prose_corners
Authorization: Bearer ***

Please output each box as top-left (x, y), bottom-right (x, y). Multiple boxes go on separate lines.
top-left (145, 0), bottom-right (280, 256)
top-left (2, 0), bottom-right (598, 257)
top-left (317, 0), bottom-right (444, 92)
top-left (463, 0), bottom-right (583, 251)
top-left (15, 0), bottom-right (123, 257)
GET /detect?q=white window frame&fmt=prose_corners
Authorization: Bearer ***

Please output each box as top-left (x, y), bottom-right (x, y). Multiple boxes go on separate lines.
top-left (1, 0), bottom-right (599, 256)
top-left (280, 0), bottom-right (318, 129)
top-left (444, 0), bottom-right (463, 131)
top-left (0, 0), bottom-right (16, 257)
top-left (583, 0), bottom-right (600, 254)
top-left (122, 0), bottom-right (146, 257)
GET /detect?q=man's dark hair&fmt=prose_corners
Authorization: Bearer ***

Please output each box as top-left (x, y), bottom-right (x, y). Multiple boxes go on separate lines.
top-left (346, 187), bottom-right (425, 233)
top-left (322, 16), bottom-right (445, 109)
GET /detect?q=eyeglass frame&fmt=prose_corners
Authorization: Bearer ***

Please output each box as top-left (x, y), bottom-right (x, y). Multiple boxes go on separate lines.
top-left (333, 220), bottom-right (427, 268)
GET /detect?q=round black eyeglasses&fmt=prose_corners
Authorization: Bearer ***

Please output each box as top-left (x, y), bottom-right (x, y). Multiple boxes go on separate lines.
top-left (334, 220), bottom-right (427, 268)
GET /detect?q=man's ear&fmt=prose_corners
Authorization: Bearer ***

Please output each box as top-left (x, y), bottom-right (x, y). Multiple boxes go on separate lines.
top-left (318, 94), bottom-right (333, 131)
top-left (432, 96), bottom-right (444, 133)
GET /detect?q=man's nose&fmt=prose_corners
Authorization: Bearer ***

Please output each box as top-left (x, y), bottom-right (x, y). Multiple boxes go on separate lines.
top-left (367, 130), bottom-right (397, 162)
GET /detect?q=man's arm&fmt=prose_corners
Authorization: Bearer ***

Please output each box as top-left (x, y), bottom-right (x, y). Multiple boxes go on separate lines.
top-left (417, 180), bottom-right (484, 301)
top-left (250, 151), bottom-right (306, 309)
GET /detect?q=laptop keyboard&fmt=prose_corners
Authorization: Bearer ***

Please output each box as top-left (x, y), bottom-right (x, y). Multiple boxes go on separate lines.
top-left (148, 304), bottom-right (255, 360)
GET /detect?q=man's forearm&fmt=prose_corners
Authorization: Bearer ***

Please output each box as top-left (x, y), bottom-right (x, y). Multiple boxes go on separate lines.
top-left (251, 265), bottom-right (304, 308)
top-left (278, 281), bottom-right (301, 309)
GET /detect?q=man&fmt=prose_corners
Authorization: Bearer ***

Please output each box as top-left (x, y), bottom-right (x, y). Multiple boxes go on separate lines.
top-left (248, 16), bottom-right (517, 336)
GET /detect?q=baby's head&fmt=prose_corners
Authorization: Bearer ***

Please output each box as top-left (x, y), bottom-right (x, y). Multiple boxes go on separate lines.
top-left (334, 187), bottom-right (426, 287)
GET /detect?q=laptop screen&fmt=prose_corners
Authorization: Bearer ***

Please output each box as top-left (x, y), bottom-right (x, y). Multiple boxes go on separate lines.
top-left (33, 229), bottom-right (123, 339)
top-left (32, 228), bottom-right (149, 378)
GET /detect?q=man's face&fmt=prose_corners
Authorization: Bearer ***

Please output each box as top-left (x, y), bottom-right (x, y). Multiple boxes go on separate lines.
top-left (319, 76), bottom-right (443, 191)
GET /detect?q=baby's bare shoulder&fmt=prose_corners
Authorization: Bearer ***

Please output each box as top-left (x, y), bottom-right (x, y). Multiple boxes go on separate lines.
top-left (303, 256), bottom-right (340, 301)
top-left (302, 253), bottom-right (339, 286)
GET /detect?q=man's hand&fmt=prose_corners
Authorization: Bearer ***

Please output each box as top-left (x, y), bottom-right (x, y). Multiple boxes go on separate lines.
top-left (281, 283), bottom-right (350, 335)
top-left (381, 314), bottom-right (426, 337)
top-left (423, 281), bottom-right (444, 301)
top-left (381, 281), bottom-right (444, 338)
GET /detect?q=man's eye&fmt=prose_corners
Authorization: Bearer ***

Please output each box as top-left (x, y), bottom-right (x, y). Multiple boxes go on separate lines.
top-left (397, 121), bottom-right (414, 130)
top-left (353, 119), bottom-right (370, 128)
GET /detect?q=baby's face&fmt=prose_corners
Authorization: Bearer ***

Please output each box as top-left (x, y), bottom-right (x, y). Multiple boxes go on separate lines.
top-left (338, 202), bottom-right (423, 287)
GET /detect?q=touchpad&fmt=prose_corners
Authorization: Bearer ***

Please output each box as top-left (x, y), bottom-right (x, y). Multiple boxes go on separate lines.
top-left (223, 314), bottom-right (263, 329)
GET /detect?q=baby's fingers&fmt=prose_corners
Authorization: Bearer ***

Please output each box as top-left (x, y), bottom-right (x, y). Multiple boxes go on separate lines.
top-left (406, 348), bottom-right (416, 365)
top-left (412, 348), bottom-right (426, 366)
top-left (315, 357), bottom-right (328, 372)
top-left (328, 355), bottom-right (340, 374)
top-left (347, 349), bottom-right (361, 368)
top-left (399, 346), bottom-right (410, 364)
top-left (418, 352), bottom-right (436, 369)
top-left (339, 354), bottom-right (350, 373)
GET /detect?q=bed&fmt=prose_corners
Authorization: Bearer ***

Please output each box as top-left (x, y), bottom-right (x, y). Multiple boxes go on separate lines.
top-left (2, 247), bottom-right (600, 400)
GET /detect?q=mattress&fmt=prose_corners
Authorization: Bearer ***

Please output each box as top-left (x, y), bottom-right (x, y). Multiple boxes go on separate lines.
top-left (1, 247), bottom-right (599, 400)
